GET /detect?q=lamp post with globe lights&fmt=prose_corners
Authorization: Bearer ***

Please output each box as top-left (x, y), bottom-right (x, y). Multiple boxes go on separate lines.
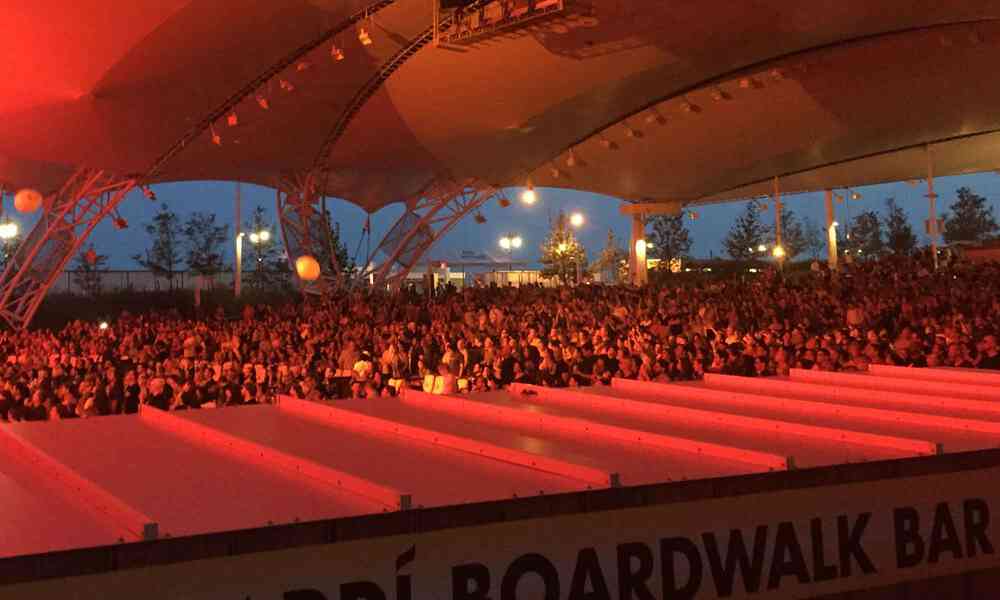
top-left (499, 234), bottom-right (522, 283)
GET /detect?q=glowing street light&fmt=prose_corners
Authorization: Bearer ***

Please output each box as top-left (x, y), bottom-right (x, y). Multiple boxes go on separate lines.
top-left (757, 243), bottom-right (767, 253)
top-left (0, 222), bottom-right (19, 240)
top-left (772, 245), bottom-right (786, 259)
top-left (499, 234), bottom-right (522, 278)
top-left (248, 230), bottom-right (271, 245)
top-left (569, 212), bottom-right (585, 228)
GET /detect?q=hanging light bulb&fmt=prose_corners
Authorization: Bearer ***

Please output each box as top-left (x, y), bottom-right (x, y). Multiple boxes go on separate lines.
top-left (565, 150), bottom-right (577, 168)
top-left (521, 183), bottom-right (537, 205)
top-left (474, 213), bottom-right (487, 224)
top-left (296, 60), bottom-right (312, 72)
top-left (279, 79), bottom-right (295, 92)
top-left (331, 43), bottom-right (345, 61)
top-left (255, 93), bottom-right (270, 110)
top-left (550, 167), bottom-right (562, 179)
top-left (210, 125), bottom-right (222, 146)
top-left (851, 191), bottom-right (862, 200)
top-left (227, 111), bottom-right (238, 127)
top-left (498, 196), bottom-right (511, 208)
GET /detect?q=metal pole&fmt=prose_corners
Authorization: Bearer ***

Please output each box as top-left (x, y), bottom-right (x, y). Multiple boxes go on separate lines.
top-left (630, 214), bottom-right (647, 285)
top-left (234, 182), bottom-right (242, 297)
top-left (825, 189), bottom-right (838, 272)
top-left (773, 176), bottom-right (784, 267)
top-left (926, 144), bottom-right (939, 271)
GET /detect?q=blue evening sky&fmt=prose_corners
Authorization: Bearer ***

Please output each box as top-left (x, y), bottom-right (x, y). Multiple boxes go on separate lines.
top-left (16, 172), bottom-right (999, 269)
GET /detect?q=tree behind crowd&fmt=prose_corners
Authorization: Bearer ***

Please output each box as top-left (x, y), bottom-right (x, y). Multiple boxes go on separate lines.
top-left (183, 212), bottom-right (229, 276)
top-left (884, 198), bottom-right (917, 255)
top-left (648, 214), bottom-right (691, 262)
top-left (540, 211), bottom-right (587, 284)
top-left (71, 245), bottom-right (109, 297)
top-left (242, 206), bottom-right (289, 292)
top-left (943, 187), bottom-right (999, 244)
top-left (591, 229), bottom-right (627, 283)
top-left (848, 210), bottom-right (885, 258)
top-left (723, 201), bottom-right (769, 260)
top-left (132, 203), bottom-right (183, 289)
top-left (777, 209), bottom-right (808, 260)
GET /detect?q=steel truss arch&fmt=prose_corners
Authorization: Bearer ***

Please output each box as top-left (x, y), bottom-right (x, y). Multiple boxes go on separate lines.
top-left (275, 173), bottom-right (345, 295)
top-left (0, 169), bottom-right (136, 329)
top-left (362, 179), bottom-right (499, 290)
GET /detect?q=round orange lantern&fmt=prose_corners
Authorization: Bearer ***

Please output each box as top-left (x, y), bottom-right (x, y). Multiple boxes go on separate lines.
top-left (295, 255), bottom-right (321, 281)
top-left (14, 188), bottom-right (43, 213)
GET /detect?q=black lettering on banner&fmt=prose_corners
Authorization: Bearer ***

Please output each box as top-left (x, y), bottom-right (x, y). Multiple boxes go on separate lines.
top-left (838, 513), bottom-right (876, 576)
top-left (616, 542), bottom-right (656, 600)
top-left (452, 563), bottom-right (491, 600)
top-left (810, 518), bottom-right (838, 582)
top-left (702, 526), bottom-right (768, 597)
top-left (894, 507), bottom-right (924, 569)
top-left (965, 498), bottom-right (995, 558)
top-left (568, 547), bottom-right (611, 600)
top-left (340, 582), bottom-right (386, 600)
top-left (661, 536), bottom-right (703, 600)
top-left (284, 591), bottom-right (327, 600)
top-left (928, 502), bottom-right (964, 564)
top-left (767, 521), bottom-right (810, 590)
top-left (501, 553), bottom-right (559, 600)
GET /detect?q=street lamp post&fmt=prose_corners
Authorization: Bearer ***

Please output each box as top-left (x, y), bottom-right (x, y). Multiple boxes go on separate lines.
top-left (248, 229), bottom-right (271, 286)
top-left (498, 234), bottom-right (522, 285)
top-left (569, 212), bottom-right (585, 284)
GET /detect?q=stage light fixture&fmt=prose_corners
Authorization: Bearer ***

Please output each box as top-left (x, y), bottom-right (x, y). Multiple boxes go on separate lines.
top-left (358, 26), bottom-right (372, 45)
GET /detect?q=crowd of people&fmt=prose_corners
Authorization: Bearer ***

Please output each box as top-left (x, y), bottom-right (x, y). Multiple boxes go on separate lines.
top-left (1, 254), bottom-right (999, 421)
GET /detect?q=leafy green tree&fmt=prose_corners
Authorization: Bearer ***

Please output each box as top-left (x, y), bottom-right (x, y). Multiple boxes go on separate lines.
top-left (183, 212), bottom-right (229, 276)
top-left (648, 214), bottom-right (691, 261)
top-left (884, 198), bottom-right (917, 255)
top-left (942, 187), bottom-right (999, 243)
top-left (723, 201), bottom-right (770, 260)
top-left (800, 217), bottom-right (825, 260)
top-left (848, 210), bottom-right (884, 259)
top-left (778, 209), bottom-right (807, 260)
top-left (590, 229), bottom-right (628, 283)
top-left (540, 211), bottom-right (587, 284)
top-left (324, 210), bottom-right (355, 277)
top-left (71, 245), bottom-right (109, 297)
top-left (242, 206), bottom-right (289, 292)
top-left (132, 203), bottom-right (182, 289)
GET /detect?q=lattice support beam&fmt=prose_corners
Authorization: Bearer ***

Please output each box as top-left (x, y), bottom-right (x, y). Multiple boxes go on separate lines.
top-left (275, 173), bottom-right (343, 295)
top-left (0, 169), bottom-right (136, 329)
top-left (363, 179), bottom-right (498, 290)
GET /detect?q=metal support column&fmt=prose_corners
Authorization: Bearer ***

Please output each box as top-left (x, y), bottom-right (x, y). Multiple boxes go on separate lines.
top-left (0, 169), bottom-right (136, 329)
top-left (362, 179), bottom-right (498, 291)
top-left (926, 145), bottom-right (940, 271)
top-left (629, 213), bottom-right (647, 286)
top-left (275, 173), bottom-right (342, 295)
top-left (234, 182), bottom-right (242, 298)
top-left (825, 189), bottom-right (838, 272)
top-left (773, 176), bottom-right (785, 267)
